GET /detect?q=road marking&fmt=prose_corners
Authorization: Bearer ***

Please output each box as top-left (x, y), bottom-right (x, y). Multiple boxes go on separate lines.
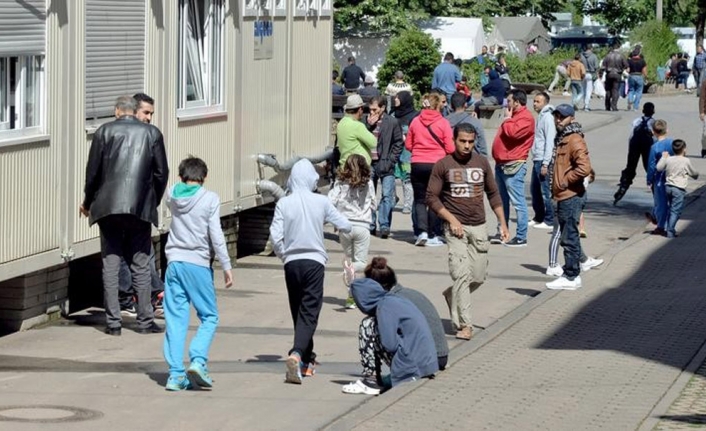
top-left (0, 375), bottom-right (25, 382)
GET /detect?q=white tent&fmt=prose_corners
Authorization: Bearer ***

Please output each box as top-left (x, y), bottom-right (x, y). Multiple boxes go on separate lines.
top-left (418, 17), bottom-right (486, 60)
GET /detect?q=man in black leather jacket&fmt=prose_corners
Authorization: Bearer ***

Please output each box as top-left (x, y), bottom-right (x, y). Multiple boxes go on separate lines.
top-left (81, 95), bottom-right (169, 336)
top-left (600, 44), bottom-right (628, 111)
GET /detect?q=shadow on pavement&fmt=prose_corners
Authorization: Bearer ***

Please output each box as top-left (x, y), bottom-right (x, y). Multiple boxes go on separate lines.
top-left (657, 414), bottom-right (706, 425)
top-left (507, 288), bottom-right (541, 297)
top-left (535, 190), bottom-right (706, 371)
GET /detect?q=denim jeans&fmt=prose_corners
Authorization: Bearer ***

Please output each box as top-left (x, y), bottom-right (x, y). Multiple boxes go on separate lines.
top-left (530, 161), bottom-right (554, 225)
top-left (570, 81), bottom-right (583, 108)
top-left (556, 195), bottom-right (585, 280)
top-left (495, 163), bottom-right (528, 241)
top-left (666, 185), bottom-right (686, 238)
top-left (583, 73), bottom-right (593, 108)
top-left (370, 170), bottom-right (396, 231)
top-left (653, 180), bottom-right (669, 230)
top-left (628, 75), bottom-right (645, 110)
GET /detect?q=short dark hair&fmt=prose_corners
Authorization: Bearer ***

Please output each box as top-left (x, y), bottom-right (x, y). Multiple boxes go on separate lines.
top-left (348, 56), bottom-right (355, 62)
top-left (508, 89), bottom-right (528, 106)
top-left (332, 70), bottom-right (339, 80)
top-left (444, 52), bottom-right (454, 62)
top-left (178, 156), bottom-right (208, 183)
top-left (454, 122), bottom-right (477, 139)
top-left (370, 95), bottom-right (386, 108)
top-left (672, 139), bottom-right (687, 155)
top-left (133, 92), bottom-right (154, 107)
top-left (364, 257), bottom-right (397, 290)
top-left (537, 91), bottom-right (550, 103)
top-left (450, 92), bottom-right (467, 110)
top-left (574, 53), bottom-right (581, 60)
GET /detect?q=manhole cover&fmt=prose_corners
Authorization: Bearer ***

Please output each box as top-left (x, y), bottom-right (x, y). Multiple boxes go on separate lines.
top-left (0, 405), bottom-right (103, 423)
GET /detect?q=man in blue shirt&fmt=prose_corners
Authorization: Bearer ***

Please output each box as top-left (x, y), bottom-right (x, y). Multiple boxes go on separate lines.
top-left (432, 52), bottom-right (462, 103)
top-left (694, 45), bottom-right (706, 97)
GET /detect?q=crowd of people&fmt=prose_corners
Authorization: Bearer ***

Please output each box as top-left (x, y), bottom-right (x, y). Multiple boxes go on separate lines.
top-left (78, 44), bottom-right (703, 395)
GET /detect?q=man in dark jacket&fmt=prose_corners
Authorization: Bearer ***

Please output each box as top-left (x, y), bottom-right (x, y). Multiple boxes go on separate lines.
top-left (601, 44), bottom-right (628, 111)
top-left (81, 95), bottom-right (169, 336)
top-left (342, 56), bottom-right (366, 92)
top-left (580, 46), bottom-right (599, 111)
top-left (546, 104), bottom-right (592, 291)
top-left (366, 96), bottom-right (403, 238)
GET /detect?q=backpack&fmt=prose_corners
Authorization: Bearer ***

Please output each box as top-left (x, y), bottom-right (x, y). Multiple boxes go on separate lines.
top-left (630, 117), bottom-right (653, 148)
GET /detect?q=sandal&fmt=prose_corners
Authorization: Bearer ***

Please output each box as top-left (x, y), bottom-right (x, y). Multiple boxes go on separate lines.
top-left (341, 379), bottom-right (381, 395)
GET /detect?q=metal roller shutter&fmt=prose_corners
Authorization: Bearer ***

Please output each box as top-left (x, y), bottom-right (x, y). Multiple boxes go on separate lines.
top-left (0, 0), bottom-right (46, 56)
top-left (85, 0), bottom-right (146, 119)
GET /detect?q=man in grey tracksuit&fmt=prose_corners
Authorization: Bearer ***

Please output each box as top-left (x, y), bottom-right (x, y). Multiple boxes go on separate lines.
top-left (529, 92), bottom-right (556, 229)
top-left (580, 47), bottom-right (599, 111)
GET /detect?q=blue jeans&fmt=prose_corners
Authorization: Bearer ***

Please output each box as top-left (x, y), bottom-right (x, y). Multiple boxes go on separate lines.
top-left (666, 185), bottom-right (686, 238)
top-left (628, 75), bottom-right (645, 110)
top-left (570, 81), bottom-right (583, 107)
top-left (370, 170), bottom-right (396, 231)
top-left (556, 195), bottom-right (585, 280)
top-left (163, 261), bottom-right (219, 378)
top-left (530, 161), bottom-right (554, 225)
top-left (653, 180), bottom-right (668, 230)
top-left (495, 163), bottom-right (528, 241)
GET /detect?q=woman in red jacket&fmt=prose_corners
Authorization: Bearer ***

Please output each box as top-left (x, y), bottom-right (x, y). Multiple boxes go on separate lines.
top-left (405, 93), bottom-right (455, 246)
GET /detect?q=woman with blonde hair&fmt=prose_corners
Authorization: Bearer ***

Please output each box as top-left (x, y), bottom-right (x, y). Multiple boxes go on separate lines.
top-left (404, 93), bottom-right (454, 246)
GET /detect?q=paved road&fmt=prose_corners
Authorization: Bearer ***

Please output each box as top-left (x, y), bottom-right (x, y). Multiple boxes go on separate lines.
top-left (0, 94), bottom-right (703, 430)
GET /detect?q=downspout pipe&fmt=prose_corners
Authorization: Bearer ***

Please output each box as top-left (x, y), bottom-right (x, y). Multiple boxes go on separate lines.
top-left (257, 148), bottom-right (333, 173)
top-left (256, 180), bottom-right (286, 200)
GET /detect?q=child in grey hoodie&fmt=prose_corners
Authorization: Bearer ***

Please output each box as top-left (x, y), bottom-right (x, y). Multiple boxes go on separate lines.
top-left (270, 159), bottom-right (352, 384)
top-left (328, 154), bottom-right (377, 309)
top-left (163, 157), bottom-right (233, 391)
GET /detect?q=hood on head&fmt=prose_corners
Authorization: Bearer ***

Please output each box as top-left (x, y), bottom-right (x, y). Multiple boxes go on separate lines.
top-left (397, 91), bottom-right (413, 110)
top-left (287, 159), bottom-right (319, 192)
top-left (489, 70), bottom-right (500, 80)
top-left (351, 278), bottom-right (388, 315)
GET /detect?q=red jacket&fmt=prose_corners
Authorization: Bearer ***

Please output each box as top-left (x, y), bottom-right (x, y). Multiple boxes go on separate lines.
top-left (405, 109), bottom-right (454, 164)
top-left (491, 106), bottom-right (536, 165)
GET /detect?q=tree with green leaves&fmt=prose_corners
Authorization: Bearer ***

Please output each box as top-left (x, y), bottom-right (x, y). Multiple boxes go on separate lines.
top-left (377, 28), bottom-right (441, 97)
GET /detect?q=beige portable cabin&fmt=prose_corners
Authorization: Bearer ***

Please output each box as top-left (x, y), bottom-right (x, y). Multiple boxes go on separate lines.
top-left (0, 0), bottom-right (332, 333)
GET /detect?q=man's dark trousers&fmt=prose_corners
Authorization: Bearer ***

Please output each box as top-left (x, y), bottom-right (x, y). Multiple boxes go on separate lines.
top-left (284, 259), bottom-right (325, 364)
top-left (618, 136), bottom-right (652, 188)
top-left (604, 73), bottom-right (621, 111)
top-left (557, 194), bottom-right (585, 280)
top-left (99, 215), bottom-right (155, 329)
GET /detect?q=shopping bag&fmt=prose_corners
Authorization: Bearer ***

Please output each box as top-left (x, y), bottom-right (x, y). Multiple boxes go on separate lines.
top-left (593, 79), bottom-right (606, 98)
top-left (687, 74), bottom-right (697, 89)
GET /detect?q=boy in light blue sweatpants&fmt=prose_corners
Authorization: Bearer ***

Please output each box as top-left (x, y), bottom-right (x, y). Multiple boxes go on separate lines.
top-left (163, 157), bottom-right (234, 391)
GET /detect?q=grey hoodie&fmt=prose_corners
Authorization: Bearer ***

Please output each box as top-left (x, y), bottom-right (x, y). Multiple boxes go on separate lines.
top-left (270, 160), bottom-right (351, 265)
top-left (532, 104), bottom-right (556, 165)
top-left (165, 186), bottom-right (232, 271)
top-left (444, 111), bottom-right (488, 156)
top-left (580, 50), bottom-right (599, 74)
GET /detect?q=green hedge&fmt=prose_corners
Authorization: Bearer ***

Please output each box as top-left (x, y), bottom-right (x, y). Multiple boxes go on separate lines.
top-left (378, 27), bottom-right (441, 97)
top-left (631, 20), bottom-right (680, 83)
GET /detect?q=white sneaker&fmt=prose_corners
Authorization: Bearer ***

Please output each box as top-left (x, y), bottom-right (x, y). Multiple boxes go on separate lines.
top-left (581, 257), bottom-right (604, 272)
top-left (562, 91), bottom-right (571, 97)
top-left (528, 220), bottom-right (538, 227)
top-left (533, 222), bottom-right (553, 230)
top-left (341, 379), bottom-right (381, 395)
top-left (426, 236), bottom-right (445, 247)
top-left (545, 265), bottom-right (564, 277)
top-left (415, 232), bottom-right (428, 246)
top-left (546, 276), bottom-right (582, 290)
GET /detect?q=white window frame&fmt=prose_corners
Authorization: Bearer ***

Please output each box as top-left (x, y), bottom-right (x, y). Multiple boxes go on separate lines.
top-left (178, 0), bottom-right (225, 118)
top-left (0, 55), bottom-right (46, 145)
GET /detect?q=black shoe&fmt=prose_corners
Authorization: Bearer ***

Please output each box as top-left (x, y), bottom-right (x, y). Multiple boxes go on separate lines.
top-left (503, 237), bottom-right (527, 247)
top-left (702, 149), bottom-right (706, 158)
top-left (104, 327), bottom-right (121, 336)
top-left (488, 233), bottom-right (503, 244)
top-left (136, 322), bottom-right (164, 334)
top-left (613, 186), bottom-right (627, 205)
top-left (380, 228), bottom-right (390, 239)
top-left (370, 229), bottom-right (377, 237)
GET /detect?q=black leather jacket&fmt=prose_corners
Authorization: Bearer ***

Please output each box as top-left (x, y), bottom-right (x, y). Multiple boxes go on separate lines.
top-left (83, 116), bottom-right (169, 226)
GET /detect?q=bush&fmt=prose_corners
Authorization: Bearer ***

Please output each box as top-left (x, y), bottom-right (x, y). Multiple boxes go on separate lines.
top-left (378, 27), bottom-right (441, 97)
top-left (631, 20), bottom-right (680, 83)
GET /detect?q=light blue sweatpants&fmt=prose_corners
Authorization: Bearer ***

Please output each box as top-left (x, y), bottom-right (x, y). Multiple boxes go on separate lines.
top-left (163, 261), bottom-right (219, 378)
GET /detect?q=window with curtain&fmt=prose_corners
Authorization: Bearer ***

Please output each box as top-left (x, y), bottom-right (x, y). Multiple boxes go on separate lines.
top-left (0, 56), bottom-right (44, 139)
top-left (178, 0), bottom-right (224, 113)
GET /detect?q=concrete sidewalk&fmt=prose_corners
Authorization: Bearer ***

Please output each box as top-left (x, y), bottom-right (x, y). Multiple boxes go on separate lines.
top-left (324, 189), bottom-right (706, 429)
top-left (0, 101), bottom-right (703, 430)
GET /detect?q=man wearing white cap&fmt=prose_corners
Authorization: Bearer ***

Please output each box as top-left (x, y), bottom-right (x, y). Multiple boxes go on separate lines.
top-left (336, 95), bottom-right (377, 166)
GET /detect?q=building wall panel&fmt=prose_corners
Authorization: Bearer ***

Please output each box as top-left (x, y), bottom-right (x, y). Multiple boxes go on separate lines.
top-left (289, 17), bottom-right (331, 158)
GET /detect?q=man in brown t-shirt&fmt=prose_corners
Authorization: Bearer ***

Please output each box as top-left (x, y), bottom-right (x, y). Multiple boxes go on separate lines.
top-left (427, 123), bottom-right (509, 340)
